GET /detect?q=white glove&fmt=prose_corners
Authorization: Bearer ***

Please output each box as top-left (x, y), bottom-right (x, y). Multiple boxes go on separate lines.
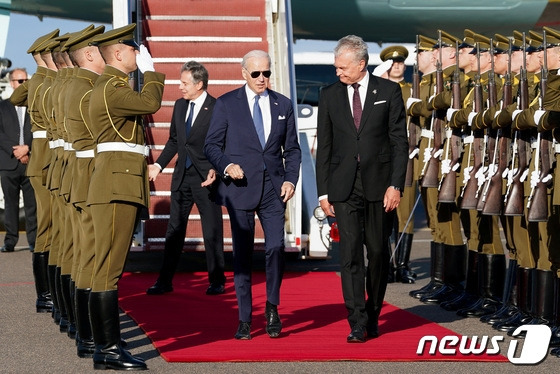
top-left (136, 44), bottom-right (155, 73)
top-left (423, 147), bottom-right (433, 163)
top-left (447, 108), bottom-right (459, 122)
top-left (512, 109), bottom-right (522, 121)
top-left (409, 148), bottom-right (419, 160)
top-left (530, 170), bottom-right (540, 188)
top-left (373, 59), bottom-right (393, 77)
top-left (533, 110), bottom-right (546, 125)
top-left (494, 109), bottom-right (502, 119)
top-left (407, 97), bottom-right (422, 110)
top-left (463, 166), bottom-right (473, 184)
top-left (441, 159), bottom-right (451, 175)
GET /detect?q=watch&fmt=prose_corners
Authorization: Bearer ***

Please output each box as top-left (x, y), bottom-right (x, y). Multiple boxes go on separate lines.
top-left (390, 186), bottom-right (401, 191)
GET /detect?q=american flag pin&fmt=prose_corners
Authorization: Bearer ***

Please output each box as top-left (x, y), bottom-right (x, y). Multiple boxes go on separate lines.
top-left (373, 89), bottom-right (377, 94)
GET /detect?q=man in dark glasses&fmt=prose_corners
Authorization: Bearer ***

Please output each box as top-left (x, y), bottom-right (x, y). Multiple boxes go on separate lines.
top-left (205, 50), bottom-right (301, 340)
top-left (0, 68), bottom-right (37, 254)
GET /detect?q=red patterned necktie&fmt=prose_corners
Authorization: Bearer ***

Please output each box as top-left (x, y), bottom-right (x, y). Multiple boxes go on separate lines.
top-left (352, 83), bottom-right (362, 130)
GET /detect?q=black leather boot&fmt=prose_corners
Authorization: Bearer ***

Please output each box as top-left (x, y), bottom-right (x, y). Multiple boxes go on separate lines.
top-left (32, 252), bottom-right (53, 313)
top-left (410, 242), bottom-right (444, 299)
top-left (61, 274), bottom-right (77, 339)
top-left (395, 233), bottom-right (417, 284)
top-left (457, 253), bottom-right (505, 318)
top-left (90, 290), bottom-right (147, 370)
top-left (48, 265), bottom-right (61, 324)
top-left (75, 288), bottom-right (95, 358)
top-left (494, 267), bottom-right (533, 332)
top-left (420, 244), bottom-right (466, 304)
top-left (55, 267), bottom-right (69, 332)
top-left (548, 276), bottom-right (560, 347)
top-left (441, 250), bottom-right (479, 311)
top-left (481, 259), bottom-right (518, 324)
top-left (509, 269), bottom-right (555, 338)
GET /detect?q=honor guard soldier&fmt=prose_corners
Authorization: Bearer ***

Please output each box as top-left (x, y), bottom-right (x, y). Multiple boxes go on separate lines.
top-left (447, 34), bottom-right (506, 318)
top-left (535, 27), bottom-right (560, 357)
top-left (10, 29), bottom-right (59, 315)
top-left (379, 45), bottom-right (419, 284)
top-left (62, 25), bottom-right (106, 358)
top-left (87, 24), bottom-right (165, 370)
top-left (406, 35), bottom-right (442, 299)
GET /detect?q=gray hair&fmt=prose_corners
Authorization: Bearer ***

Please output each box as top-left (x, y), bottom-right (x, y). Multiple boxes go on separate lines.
top-left (241, 50), bottom-right (271, 69)
top-left (334, 35), bottom-right (369, 66)
top-left (181, 60), bottom-right (209, 90)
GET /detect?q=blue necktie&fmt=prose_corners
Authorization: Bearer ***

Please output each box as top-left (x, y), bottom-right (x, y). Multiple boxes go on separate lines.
top-left (253, 95), bottom-right (266, 148)
top-left (185, 101), bottom-right (195, 169)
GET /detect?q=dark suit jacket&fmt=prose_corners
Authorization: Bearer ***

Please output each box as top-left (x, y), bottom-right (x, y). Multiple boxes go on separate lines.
top-left (316, 75), bottom-right (408, 202)
top-left (157, 95), bottom-right (216, 190)
top-left (204, 86), bottom-right (301, 210)
top-left (0, 99), bottom-right (32, 171)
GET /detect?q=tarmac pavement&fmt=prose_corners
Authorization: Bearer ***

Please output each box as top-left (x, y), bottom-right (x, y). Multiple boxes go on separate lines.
top-left (1, 223), bottom-right (557, 373)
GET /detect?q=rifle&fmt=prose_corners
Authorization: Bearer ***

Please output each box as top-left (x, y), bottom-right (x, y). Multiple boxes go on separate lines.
top-left (422, 30), bottom-right (444, 188)
top-left (504, 33), bottom-right (529, 216)
top-left (460, 43), bottom-right (484, 209)
top-left (438, 41), bottom-right (462, 203)
top-left (405, 36), bottom-right (420, 187)
top-left (476, 38), bottom-right (498, 211)
top-left (527, 29), bottom-right (552, 222)
top-left (482, 38), bottom-right (513, 215)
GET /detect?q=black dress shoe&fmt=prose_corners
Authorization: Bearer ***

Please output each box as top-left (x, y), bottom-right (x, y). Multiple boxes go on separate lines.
top-left (347, 325), bottom-right (367, 343)
top-left (265, 301), bottom-right (282, 338)
top-left (1, 246), bottom-right (14, 252)
top-left (234, 321), bottom-right (251, 340)
top-left (366, 324), bottom-right (379, 339)
top-left (146, 282), bottom-right (173, 295)
top-left (206, 284), bottom-right (225, 295)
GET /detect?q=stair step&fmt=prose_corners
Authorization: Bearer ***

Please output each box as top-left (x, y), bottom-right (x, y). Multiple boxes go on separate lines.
top-left (142, 0), bottom-right (265, 17)
top-left (155, 62), bottom-right (243, 81)
top-left (143, 19), bottom-right (266, 37)
top-left (144, 41), bottom-right (268, 58)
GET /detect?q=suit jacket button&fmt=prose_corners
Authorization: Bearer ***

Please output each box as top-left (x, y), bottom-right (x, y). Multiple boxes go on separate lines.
top-left (126, 169), bottom-right (129, 173)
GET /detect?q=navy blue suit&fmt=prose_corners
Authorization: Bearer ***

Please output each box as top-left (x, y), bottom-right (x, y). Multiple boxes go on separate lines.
top-left (204, 86), bottom-right (301, 322)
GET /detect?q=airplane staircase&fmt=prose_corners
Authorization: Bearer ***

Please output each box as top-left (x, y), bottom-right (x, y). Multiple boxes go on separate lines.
top-left (138, 0), bottom-right (270, 251)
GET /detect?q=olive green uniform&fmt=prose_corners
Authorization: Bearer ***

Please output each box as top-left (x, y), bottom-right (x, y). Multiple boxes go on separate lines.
top-left (87, 66), bottom-right (164, 291)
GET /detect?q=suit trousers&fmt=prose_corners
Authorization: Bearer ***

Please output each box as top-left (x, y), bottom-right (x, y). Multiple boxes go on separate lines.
top-left (158, 167), bottom-right (225, 286)
top-left (90, 202), bottom-right (139, 291)
top-left (333, 169), bottom-right (392, 329)
top-left (228, 171), bottom-right (285, 322)
top-left (0, 163), bottom-right (37, 248)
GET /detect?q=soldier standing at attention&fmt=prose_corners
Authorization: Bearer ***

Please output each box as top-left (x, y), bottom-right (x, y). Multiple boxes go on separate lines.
top-left (87, 24), bottom-right (165, 371)
top-left (379, 45), bottom-right (418, 284)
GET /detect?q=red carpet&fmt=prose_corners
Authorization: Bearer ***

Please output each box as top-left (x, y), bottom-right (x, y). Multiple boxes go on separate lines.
top-left (118, 271), bottom-right (508, 362)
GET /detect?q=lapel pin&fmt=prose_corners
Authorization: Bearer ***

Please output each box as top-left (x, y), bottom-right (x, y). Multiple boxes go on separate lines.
top-left (373, 89), bottom-right (377, 95)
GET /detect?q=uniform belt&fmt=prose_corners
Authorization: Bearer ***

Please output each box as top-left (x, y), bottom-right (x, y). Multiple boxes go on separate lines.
top-left (58, 139), bottom-right (65, 147)
top-left (463, 135), bottom-right (474, 144)
top-left (50, 140), bottom-right (63, 149)
top-left (555, 144), bottom-right (560, 154)
top-left (64, 142), bottom-right (75, 151)
top-left (33, 131), bottom-right (47, 139)
top-left (75, 149), bottom-right (95, 158)
top-left (421, 129), bottom-right (434, 139)
top-left (97, 142), bottom-right (149, 157)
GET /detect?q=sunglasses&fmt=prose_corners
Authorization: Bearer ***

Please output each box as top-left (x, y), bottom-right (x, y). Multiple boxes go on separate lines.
top-left (119, 39), bottom-right (140, 50)
top-left (248, 70), bottom-right (271, 79)
top-left (11, 79), bottom-right (28, 84)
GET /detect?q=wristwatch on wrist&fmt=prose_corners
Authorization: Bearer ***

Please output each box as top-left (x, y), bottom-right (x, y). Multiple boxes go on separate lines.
top-left (390, 186), bottom-right (401, 191)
